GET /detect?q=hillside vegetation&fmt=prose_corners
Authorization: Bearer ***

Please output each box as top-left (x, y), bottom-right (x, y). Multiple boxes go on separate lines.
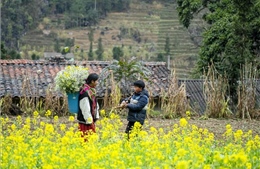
top-left (17, 0), bottom-right (201, 78)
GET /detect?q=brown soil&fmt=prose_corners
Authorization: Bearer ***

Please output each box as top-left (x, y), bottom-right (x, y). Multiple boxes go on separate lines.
top-left (138, 118), bottom-right (260, 139)
top-left (5, 115), bottom-right (259, 139)
top-left (58, 116), bottom-right (260, 138)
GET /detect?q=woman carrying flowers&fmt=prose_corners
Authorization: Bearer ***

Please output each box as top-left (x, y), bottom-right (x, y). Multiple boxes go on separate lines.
top-left (77, 73), bottom-right (100, 136)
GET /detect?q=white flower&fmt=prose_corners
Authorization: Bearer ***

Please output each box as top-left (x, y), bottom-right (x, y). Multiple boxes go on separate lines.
top-left (54, 66), bottom-right (89, 93)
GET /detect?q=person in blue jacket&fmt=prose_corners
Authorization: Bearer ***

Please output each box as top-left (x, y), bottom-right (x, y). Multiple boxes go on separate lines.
top-left (121, 80), bottom-right (149, 136)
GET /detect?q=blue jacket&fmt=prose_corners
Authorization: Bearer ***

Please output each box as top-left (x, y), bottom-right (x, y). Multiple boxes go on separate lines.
top-left (126, 89), bottom-right (149, 124)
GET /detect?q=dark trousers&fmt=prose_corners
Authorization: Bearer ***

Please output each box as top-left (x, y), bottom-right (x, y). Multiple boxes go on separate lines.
top-left (125, 121), bottom-right (136, 134)
top-left (125, 121), bottom-right (143, 139)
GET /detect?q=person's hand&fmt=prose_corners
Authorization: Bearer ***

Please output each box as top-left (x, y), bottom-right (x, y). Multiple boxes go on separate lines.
top-left (120, 101), bottom-right (126, 108)
top-left (121, 102), bottom-right (128, 108)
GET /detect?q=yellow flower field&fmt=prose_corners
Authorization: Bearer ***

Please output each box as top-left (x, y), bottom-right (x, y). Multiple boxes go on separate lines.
top-left (1, 112), bottom-right (259, 169)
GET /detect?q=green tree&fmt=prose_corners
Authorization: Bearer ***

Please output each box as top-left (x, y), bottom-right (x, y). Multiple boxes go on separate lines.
top-left (86, 9), bottom-right (99, 25)
top-left (1, 0), bottom-right (47, 49)
top-left (31, 53), bottom-right (40, 60)
top-left (80, 49), bottom-right (85, 60)
top-left (96, 38), bottom-right (104, 60)
top-left (164, 36), bottom-right (170, 56)
top-left (65, 38), bottom-right (74, 48)
top-left (98, 0), bottom-right (112, 16)
top-left (88, 42), bottom-right (94, 60)
top-left (1, 43), bottom-right (7, 59)
top-left (49, 0), bottom-right (72, 14)
top-left (1, 43), bottom-right (21, 59)
top-left (88, 29), bottom-right (94, 42)
top-left (54, 39), bottom-right (61, 52)
top-left (88, 28), bottom-right (94, 61)
top-left (100, 59), bottom-right (151, 95)
top-left (177, 0), bottom-right (260, 97)
top-left (112, 47), bottom-right (124, 60)
top-left (112, 0), bottom-right (130, 12)
top-left (157, 53), bottom-right (165, 62)
top-left (9, 50), bottom-right (21, 59)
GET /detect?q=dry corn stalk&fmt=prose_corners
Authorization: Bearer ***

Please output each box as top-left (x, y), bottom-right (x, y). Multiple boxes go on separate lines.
top-left (237, 63), bottom-right (257, 120)
top-left (160, 70), bottom-right (189, 118)
top-left (203, 65), bottom-right (232, 118)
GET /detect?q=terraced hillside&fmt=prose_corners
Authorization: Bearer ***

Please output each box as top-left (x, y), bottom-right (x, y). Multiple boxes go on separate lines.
top-left (157, 3), bottom-right (202, 77)
top-left (20, 0), bottom-right (203, 78)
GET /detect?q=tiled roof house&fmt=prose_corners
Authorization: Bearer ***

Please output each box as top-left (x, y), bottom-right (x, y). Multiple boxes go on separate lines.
top-left (1, 59), bottom-right (208, 113)
top-left (0, 59), bottom-right (171, 96)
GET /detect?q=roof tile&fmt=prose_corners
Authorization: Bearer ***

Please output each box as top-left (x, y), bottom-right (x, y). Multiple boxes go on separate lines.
top-left (0, 60), bottom-right (171, 98)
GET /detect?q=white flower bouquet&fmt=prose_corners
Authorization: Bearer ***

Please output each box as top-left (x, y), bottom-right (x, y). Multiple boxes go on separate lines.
top-left (54, 65), bottom-right (89, 94)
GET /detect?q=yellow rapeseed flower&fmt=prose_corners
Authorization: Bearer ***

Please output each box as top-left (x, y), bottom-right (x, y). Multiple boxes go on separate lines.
top-left (246, 162), bottom-right (252, 169)
top-left (60, 124), bottom-right (66, 131)
top-left (177, 148), bottom-right (187, 156)
top-left (42, 164), bottom-right (53, 169)
top-left (0, 117), bottom-right (5, 126)
top-left (11, 124), bottom-right (16, 131)
top-left (25, 117), bottom-right (31, 124)
top-left (203, 164), bottom-right (211, 169)
top-left (186, 110), bottom-right (191, 116)
top-left (100, 109), bottom-right (106, 116)
top-left (150, 126), bottom-right (157, 133)
top-left (17, 115), bottom-right (22, 124)
top-left (176, 161), bottom-right (189, 169)
top-left (179, 118), bottom-right (188, 127)
top-left (45, 110), bottom-right (52, 117)
top-left (109, 113), bottom-right (119, 119)
top-left (45, 124), bottom-right (54, 133)
top-left (1, 113), bottom-right (259, 168)
top-left (226, 124), bottom-right (232, 130)
top-left (54, 115), bottom-right (59, 122)
top-left (40, 121), bottom-right (45, 127)
top-left (234, 130), bottom-right (243, 141)
top-left (69, 116), bottom-right (75, 122)
top-left (33, 111), bottom-right (39, 117)
top-left (236, 151), bottom-right (248, 164)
